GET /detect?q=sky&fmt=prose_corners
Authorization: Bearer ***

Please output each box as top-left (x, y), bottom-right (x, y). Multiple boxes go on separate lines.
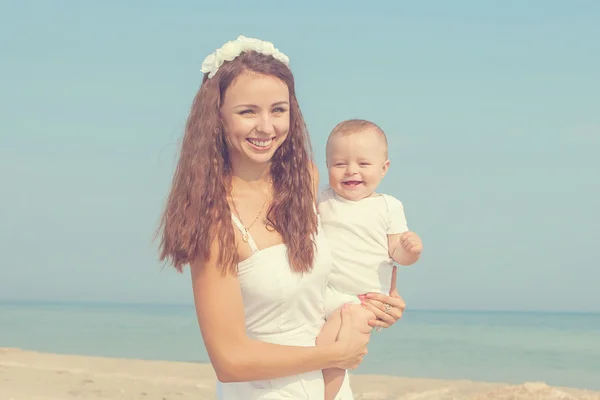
top-left (1, 0), bottom-right (599, 312)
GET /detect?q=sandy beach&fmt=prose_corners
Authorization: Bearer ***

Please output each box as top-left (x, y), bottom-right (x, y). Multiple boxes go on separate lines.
top-left (1, 347), bottom-right (598, 400)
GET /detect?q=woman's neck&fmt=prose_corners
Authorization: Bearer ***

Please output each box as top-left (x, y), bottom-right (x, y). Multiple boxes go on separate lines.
top-left (229, 158), bottom-right (273, 190)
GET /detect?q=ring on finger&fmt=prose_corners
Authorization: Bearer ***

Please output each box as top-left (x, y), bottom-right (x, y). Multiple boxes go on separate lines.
top-left (383, 303), bottom-right (391, 314)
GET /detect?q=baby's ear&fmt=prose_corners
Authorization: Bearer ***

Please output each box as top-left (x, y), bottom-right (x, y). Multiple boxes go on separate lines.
top-left (382, 159), bottom-right (391, 174)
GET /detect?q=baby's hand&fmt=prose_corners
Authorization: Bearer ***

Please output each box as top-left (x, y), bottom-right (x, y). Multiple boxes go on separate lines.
top-left (400, 231), bottom-right (423, 254)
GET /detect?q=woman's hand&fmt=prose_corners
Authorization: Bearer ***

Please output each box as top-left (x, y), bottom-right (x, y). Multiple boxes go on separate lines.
top-left (332, 304), bottom-right (370, 369)
top-left (359, 288), bottom-right (406, 330)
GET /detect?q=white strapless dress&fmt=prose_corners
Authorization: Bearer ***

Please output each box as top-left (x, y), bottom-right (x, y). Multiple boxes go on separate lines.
top-left (216, 214), bottom-right (354, 399)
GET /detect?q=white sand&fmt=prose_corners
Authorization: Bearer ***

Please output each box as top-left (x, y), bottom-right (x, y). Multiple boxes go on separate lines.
top-left (1, 348), bottom-right (598, 400)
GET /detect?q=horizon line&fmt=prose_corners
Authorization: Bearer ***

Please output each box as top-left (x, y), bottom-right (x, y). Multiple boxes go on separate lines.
top-left (1, 298), bottom-right (598, 315)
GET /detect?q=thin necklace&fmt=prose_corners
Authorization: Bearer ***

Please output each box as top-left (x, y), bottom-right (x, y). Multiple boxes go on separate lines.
top-left (229, 192), bottom-right (269, 243)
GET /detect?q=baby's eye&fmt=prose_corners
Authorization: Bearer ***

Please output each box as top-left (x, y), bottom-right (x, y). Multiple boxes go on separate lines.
top-left (335, 163), bottom-right (346, 167)
top-left (359, 162), bottom-right (371, 166)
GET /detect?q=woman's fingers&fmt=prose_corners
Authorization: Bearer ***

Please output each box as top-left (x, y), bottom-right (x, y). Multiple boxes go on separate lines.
top-left (366, 291), bottom-right (406, 311)
top-left (360, 300), bottom-right (396, 326)
top-left (361, 290), bottom-right (406, 328)
top-left (368, 318), bottom-right (391, 329)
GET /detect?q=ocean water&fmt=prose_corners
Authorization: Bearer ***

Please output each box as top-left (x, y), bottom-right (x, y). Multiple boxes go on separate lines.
top-left (1, 301), bottom-right (598, 390)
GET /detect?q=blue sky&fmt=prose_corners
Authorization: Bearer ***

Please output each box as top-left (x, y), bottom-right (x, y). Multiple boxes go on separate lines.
top-left (1, 0), bottom-right (599, 312)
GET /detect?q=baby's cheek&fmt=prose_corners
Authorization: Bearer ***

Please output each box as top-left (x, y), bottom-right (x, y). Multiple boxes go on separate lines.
top-left (328, 169), bottom-right (341, 183)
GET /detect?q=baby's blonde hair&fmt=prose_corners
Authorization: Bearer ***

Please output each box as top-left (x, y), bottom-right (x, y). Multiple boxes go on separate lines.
top-left (326, 119), bottom-right (388, 158)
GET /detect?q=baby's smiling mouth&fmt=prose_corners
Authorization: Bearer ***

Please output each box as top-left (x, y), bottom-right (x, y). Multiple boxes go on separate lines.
top-left (342, 180), bottom-right (364, 187)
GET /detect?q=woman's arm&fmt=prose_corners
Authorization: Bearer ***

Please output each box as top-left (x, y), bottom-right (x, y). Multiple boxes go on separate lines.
top-left (191, 238), bottom-right (368, 383)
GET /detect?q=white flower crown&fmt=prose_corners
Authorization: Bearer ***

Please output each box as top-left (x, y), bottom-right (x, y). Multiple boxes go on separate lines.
top-left (200, 35), bottom-right (290, 79)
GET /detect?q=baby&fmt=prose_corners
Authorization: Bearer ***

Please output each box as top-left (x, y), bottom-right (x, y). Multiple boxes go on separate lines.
top-left (316, 119), bottom-right (423, 400)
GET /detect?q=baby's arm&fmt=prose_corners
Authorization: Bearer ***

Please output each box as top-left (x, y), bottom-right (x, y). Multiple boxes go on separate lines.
top-left (388, 232), bottom-right (422, 265)
top-left (385, 195), bottom-right (422, 266)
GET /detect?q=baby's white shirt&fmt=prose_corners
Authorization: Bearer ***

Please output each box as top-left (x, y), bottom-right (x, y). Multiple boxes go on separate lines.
top-left (318, 186), bottom-right (409, 296)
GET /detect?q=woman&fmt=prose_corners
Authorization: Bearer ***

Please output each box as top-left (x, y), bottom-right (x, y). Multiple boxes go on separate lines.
top-left (158, 35), bottom-right (406, 399)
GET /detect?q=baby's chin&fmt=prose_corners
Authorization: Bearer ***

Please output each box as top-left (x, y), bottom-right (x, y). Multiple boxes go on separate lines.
top-left (333, 183), bottom-right (374, 201)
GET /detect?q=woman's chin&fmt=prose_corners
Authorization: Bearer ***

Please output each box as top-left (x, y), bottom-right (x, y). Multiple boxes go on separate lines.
top-left (243, 144), bottom-right (281, 164)
top-left (240, 151), bottom-right (277, 166)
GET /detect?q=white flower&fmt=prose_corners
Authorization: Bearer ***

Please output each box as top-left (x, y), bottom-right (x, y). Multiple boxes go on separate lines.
top-left (200, 35), bottom-right (290, 79)
top-left (200, 53), bottom-right (220, 78)
top-left (259, 42), bottom-right (276, 56)
top-left (218, 40), bottom-right (243, 61)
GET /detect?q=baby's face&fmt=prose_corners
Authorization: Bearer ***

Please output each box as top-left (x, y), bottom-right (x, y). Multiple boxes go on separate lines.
top-left (326, 130), bottom-right (389, 201)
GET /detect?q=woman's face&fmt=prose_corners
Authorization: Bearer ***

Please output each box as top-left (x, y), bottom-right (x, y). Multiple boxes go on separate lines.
top-left (220, 70), bottom-right (290, 166)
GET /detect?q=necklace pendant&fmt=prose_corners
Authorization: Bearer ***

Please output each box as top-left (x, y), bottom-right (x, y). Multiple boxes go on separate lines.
top-left (242, 230), bottom-right (249, 243)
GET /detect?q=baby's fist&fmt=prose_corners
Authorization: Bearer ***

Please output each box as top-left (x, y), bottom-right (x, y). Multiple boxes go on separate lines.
top-left (400, 231), bottom-right (423, 254)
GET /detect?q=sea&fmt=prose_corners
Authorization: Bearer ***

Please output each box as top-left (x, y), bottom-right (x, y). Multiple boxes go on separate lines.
top-left (1, 301), bottom-right (598, 390)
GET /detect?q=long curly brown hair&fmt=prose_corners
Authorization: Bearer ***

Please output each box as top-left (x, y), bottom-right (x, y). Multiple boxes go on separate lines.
top-left (157, 50), bottom-right (317, 275)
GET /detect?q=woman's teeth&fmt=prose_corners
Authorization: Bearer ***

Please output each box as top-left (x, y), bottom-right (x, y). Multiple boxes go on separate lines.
top-left (247, 138), bottom-right (273, 147)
